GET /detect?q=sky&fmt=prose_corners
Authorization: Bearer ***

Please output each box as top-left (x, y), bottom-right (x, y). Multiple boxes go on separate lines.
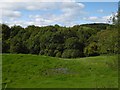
top-left (0, 0), bottom-right (118, 27)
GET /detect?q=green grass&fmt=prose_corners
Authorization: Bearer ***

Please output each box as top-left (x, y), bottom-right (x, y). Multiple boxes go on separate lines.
top-left (2, 54), bottom-right (118, 88)
top-left (0, 54), bottom-right (2, 90)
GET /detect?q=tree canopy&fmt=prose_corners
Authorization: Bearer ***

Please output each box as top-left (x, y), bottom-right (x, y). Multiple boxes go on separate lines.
top-left (2, 23), bottom-right (118, 58)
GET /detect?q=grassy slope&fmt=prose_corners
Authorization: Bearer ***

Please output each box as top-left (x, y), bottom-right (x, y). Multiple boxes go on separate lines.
top-left (2, 54), bottom-right (118, 88)
top-left (0, 54), bottom-right (2, 89)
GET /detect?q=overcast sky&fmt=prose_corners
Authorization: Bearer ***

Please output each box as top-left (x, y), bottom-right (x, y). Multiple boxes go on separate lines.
top-left (0, 0), bottom-right (118, 27)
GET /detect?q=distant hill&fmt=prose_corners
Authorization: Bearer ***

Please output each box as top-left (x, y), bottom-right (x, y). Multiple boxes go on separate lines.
top-left (80, 23), bottom-right (111, 31)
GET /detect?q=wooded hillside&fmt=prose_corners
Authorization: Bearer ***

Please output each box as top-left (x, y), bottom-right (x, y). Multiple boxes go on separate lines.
top-left (2, 23), bottom-right (118, 58)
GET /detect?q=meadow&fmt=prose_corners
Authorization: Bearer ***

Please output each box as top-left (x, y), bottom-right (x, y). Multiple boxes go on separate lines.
top-left (2, 54), bottom-right (118, 88)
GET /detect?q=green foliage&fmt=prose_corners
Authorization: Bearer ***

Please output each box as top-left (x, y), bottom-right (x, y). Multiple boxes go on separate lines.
top-left (62, 49), bottom-right (82, 58)
top-left (97, 29), bottom-right (118, 54)
top-left (65, 37), bottom-right (81, 49)
top-left (80, 23), bottom-right (110, 31)
top-left (47, 50), bottom-right (55, 56)
top-left (10, 25), bottom-right (24, 38)
top-left (2, 24), bottom-right (11, 40)
top-left (10, 38), bottom-right (28, 54)
top-left (2, 40), bottom-right (10, 53)
top-left (56, 52), bottom-right (62, 57)
top-left (2, 23), bottom-right (118, 58)
top-left (84, 42), bottom-right (100, 56)
top-left (2, 24), bottom-right (11, 53)
top-left (86, 26), bottom-right (118, 55)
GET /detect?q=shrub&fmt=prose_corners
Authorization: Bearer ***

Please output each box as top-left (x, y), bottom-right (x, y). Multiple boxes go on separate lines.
top-left (56, 52), bottom-right (62, 57)
top-left (61, 49), bottom-right (82, 58)
top-left (47, 50), bottom-right (55, 57)
top-left (84, 42), bottom-right (100, 56)
top-left (39, 50), bottom-right (44, 55)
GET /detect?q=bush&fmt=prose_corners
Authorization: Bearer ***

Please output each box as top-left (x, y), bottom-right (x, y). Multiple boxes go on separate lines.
top-left (56, 52), bottom-right (62, 57)
top-left (47, 50), bottom-right (55, 57)
top-left (39, 50), bottom-right (44, 55)
top-left (61, 49), bottom-right (82, 58)
top-left (84, 42), bottom-right (100, 56)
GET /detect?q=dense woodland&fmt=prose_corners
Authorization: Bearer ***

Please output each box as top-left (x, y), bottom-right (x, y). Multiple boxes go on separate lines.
top-left (1, 22), bottom-right (119, 58)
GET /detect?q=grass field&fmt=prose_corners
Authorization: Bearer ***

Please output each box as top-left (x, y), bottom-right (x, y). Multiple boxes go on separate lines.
top-left (2, 54), bottom-right (118, 88)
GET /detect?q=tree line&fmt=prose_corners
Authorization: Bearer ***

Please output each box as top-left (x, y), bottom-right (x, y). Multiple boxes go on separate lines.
top-left (2, 23), bottom-right (118, 58)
